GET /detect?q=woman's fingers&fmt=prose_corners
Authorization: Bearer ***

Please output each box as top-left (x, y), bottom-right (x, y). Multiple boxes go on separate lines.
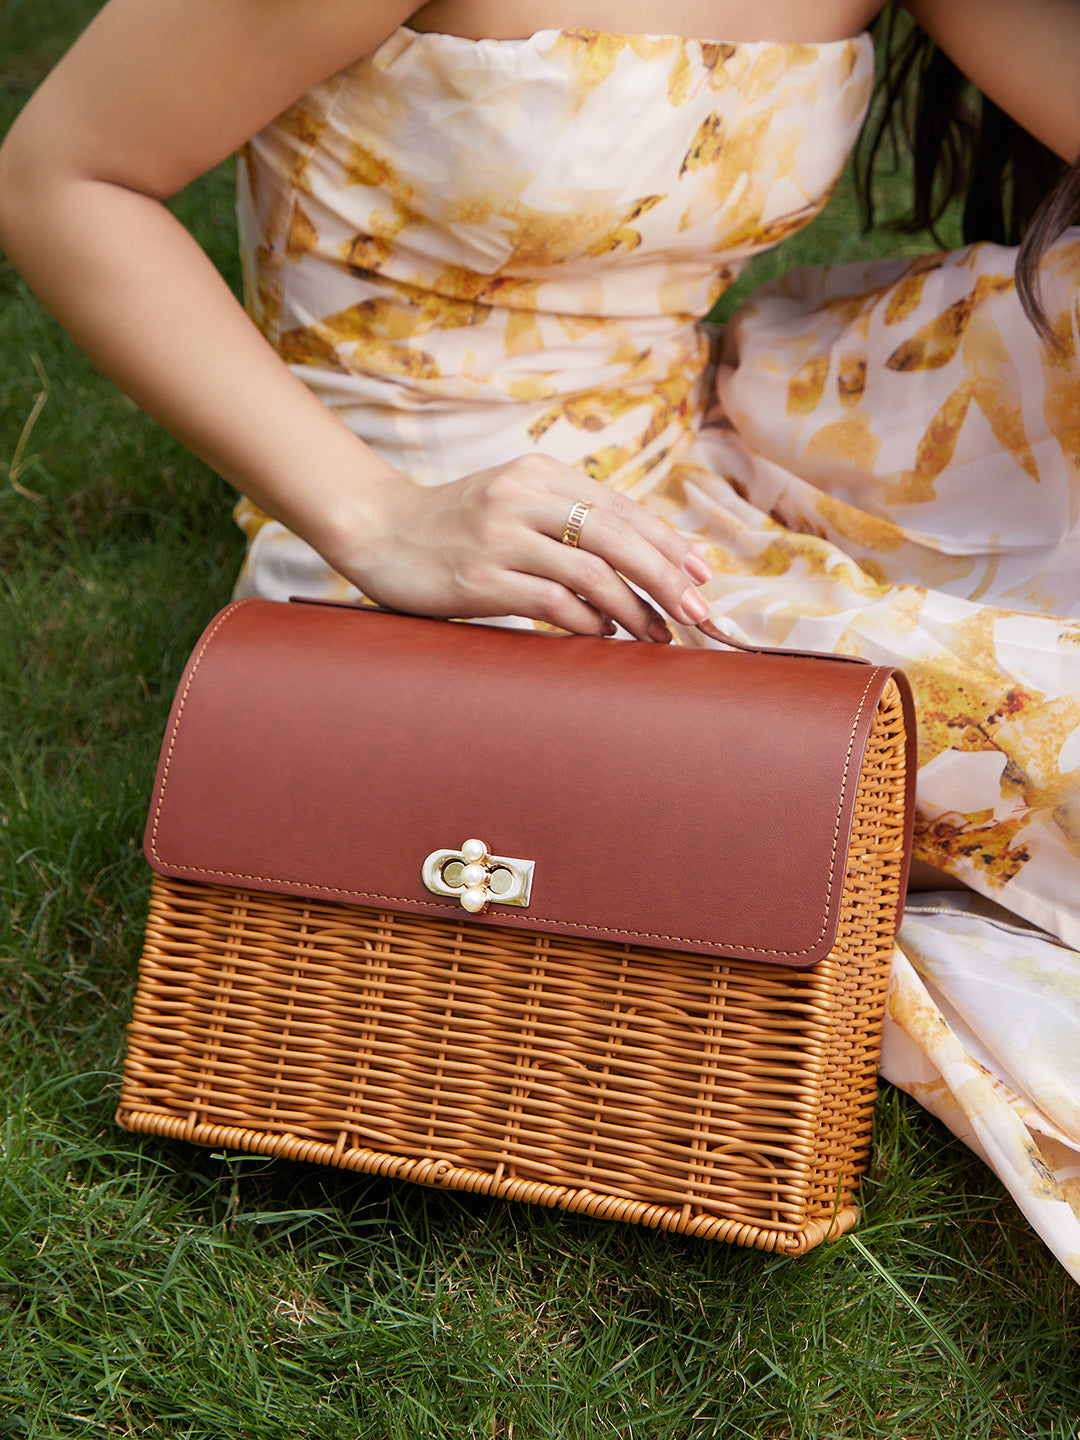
top-left (541, 488), bottom-right (712, 629)
top-left (338, 452), bottom-right (713, 638)
top-left (498, 573), bottom-right (621, 637)
top-left (532, 538), bottom-right (675, 641)
top-left (560, 484), bottom-right (712, 587)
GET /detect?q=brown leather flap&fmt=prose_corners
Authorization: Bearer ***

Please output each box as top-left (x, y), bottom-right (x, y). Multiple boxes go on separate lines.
top-left (145, 598), bottom-right (911, 968)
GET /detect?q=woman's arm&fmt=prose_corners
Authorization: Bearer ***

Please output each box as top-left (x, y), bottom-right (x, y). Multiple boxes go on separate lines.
top-left (0, 0), bottom-right (709, 638)
top-left (903, 0), bottom-right (1080, 160)
top-left (0, 0), bottom-right (419, 541)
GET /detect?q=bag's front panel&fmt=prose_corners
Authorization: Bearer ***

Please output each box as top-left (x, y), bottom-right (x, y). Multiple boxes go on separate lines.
top-left (145, 601), bottom-right (909, 967)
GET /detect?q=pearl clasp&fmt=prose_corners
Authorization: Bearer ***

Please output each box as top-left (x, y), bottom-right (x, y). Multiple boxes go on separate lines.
top-left (421, 838), bottom-right (535, 913)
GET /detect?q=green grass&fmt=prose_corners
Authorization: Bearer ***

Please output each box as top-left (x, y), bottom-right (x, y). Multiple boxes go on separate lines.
top-left (1, 6), bottom-right (1078, 1438)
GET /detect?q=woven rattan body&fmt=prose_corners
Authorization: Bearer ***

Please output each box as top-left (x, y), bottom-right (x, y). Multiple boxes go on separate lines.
top-left (118, 674), bottom-right (908, 1254)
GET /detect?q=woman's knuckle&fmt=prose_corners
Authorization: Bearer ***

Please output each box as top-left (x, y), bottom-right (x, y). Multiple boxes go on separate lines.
top-left (574, 551), bottom-right (610, 589)
top-left (482, 471), bottom-right (525, 507)
top-left (511, 452), bottom-right (559, 485)
top-left (534, 580), bottom-right (571, 624)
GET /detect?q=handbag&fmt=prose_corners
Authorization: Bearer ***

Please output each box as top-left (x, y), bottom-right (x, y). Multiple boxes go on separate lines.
top-left (117, 597), bottom-right (915, 1254)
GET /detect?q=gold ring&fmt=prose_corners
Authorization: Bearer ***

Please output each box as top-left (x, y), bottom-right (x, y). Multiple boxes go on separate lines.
top-left (561, 499), bottom-right (592, 548)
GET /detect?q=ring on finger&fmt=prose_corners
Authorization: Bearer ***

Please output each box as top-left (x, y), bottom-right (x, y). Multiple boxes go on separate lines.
top-left (561, 499), bottom-right (592, 549)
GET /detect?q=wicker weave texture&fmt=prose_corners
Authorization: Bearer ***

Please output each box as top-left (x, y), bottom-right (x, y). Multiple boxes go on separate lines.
top-left (118, 682), bottom-right (907, 1253)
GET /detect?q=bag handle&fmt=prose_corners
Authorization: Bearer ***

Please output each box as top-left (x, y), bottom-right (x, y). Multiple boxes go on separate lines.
top-left (695, 617), bottom-right (871, 666)
top-left (291, 597), bottom-right (871, 667)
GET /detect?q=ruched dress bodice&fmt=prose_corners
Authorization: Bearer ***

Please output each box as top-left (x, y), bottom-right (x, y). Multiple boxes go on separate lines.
top-left (236, 28), bottom-right (873, 488)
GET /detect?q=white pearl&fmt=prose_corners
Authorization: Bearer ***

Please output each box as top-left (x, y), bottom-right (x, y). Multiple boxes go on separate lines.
top-left (460, 863), bottom-right (487, 888)
top-left (460, 886), bottom-right (488, 914)
top-left (461, 838), bottom-right (488, 864)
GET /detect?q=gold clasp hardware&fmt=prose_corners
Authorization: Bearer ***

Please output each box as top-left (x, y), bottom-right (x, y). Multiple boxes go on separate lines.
top-left (422, 838), bottom-right (534, 914)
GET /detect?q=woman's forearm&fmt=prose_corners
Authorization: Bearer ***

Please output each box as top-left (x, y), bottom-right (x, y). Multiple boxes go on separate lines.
top-left (0, 163), bottom-right (404, 558)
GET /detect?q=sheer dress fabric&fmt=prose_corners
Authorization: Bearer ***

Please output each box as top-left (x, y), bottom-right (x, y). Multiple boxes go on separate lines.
top-left (233, 27), bottom-right (1080, 1280)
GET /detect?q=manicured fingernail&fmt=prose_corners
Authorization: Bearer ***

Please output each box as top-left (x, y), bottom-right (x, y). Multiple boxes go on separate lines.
top-left (680, 588), bottom-right (710, 623)
top-left (602, 618), bottom-right (617, 636)
top-left (649, 619), bottom-right (673, 643)
top-left (684, 551), bottom-right (712, 585)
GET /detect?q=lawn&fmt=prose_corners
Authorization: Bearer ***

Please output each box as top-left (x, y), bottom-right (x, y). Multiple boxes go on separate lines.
top-left (1, 5), bottom-right (1078, 1438)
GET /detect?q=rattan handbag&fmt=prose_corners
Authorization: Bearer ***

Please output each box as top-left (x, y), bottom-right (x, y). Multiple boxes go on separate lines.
top-left (117, 598), bottom-right (915, 1254)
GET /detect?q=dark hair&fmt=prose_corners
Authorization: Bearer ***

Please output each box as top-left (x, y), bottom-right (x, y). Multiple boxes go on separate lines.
top-left (857, 7), bottom-right (1080, 342)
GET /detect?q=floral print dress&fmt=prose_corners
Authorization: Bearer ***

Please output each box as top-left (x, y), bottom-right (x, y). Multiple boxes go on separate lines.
top-left (233, 27), bottom-right (1080, 1281)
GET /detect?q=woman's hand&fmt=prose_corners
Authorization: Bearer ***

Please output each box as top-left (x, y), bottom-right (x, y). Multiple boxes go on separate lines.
top-left (320, 454), bottom-right (713, 641)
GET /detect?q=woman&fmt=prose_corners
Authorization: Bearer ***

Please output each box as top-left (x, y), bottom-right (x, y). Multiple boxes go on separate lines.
top-left (1, 0), bottom-right (1079, 1278)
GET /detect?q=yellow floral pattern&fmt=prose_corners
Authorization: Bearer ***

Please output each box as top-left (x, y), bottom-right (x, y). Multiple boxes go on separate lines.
top-left (235, 27), bottom-right (872, 491)
top-left (233, 27), bottom-right (1080, 1281)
